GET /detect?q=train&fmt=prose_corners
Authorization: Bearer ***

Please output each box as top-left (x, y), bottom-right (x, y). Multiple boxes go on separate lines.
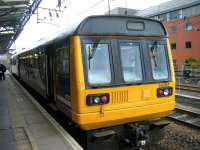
top-left (11, 15), bottom-right (175, 150)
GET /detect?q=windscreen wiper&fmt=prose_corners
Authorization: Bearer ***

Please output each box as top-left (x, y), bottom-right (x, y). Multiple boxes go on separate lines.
top-left (89, 40), bottom-right (99, 59)
top-left (150, 41), bottom-right (158, 67)
top-left (88, 40), bottom-right (100, 69)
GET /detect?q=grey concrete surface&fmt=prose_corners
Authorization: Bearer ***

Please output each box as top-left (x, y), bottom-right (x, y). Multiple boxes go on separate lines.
top-left (0, 77), bottom-right (17, 150)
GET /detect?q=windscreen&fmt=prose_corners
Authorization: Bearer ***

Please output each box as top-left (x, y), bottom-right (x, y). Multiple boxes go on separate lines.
top-left (149, 43), bottom-right (169, 80)
top-left (119, 42), bottom-right (142, 82)
top-left (84, 43), bottom-right (111, 85)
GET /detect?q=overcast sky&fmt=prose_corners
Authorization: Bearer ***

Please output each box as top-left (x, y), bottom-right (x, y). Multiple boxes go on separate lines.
top-left (11, 0), bottom-right (171, 52)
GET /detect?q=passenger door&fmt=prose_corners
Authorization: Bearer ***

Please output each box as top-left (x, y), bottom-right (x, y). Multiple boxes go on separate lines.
top-left (54, 40), bottom-right (71, 115)
top-left (46, 45), bottom-right (57, 103)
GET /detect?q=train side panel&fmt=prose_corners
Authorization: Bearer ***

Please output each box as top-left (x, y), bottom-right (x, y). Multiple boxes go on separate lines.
top-left (18, 50), bottom-right (47, 99)
top-left (167, 38), bottom-right (176, 83)
top-left (70, 36), bottom-right (86, 114)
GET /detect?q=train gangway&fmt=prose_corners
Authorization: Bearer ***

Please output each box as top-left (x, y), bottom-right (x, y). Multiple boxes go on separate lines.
top-left (0, 72), bottom-right (83, 150)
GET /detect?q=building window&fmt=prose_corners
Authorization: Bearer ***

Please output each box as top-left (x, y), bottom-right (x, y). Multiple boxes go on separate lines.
top-left (185, 23), bottom-right (192, 31)
top-left (171, 43), bottom-right (176, 50)
top-left (182, 5), bottom-right (200, 18)
top-left (171, 26), bottom-right (176, 33)
top-left (169, 10), bottom-right (179, 20)
top-left (150, 16), bottom-right (157, 20)
top-left (185, 41), bottom-right (192, 49)
top-left (158, 13), bottom-right (167, 22)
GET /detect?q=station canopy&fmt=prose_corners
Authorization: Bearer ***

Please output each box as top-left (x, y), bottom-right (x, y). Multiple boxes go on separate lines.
top-left (0, 0), bottom-right (41, 54)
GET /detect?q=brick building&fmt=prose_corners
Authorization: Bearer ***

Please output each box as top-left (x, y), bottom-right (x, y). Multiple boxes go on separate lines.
top-left (164, 15), bottom-right (200, 70)
top-left (109, 0), bottom-right (200, 70)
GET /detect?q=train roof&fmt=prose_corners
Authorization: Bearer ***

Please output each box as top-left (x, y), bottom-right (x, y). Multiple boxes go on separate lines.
top-left (26, 15), bottom-right (168, 51)
top-left (75, 15), bottom-right (167, 36)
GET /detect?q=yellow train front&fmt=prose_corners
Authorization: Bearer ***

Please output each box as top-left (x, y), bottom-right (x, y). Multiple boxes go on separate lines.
top-left (15, 15), bottom-right (175, 149)
top-left (70, 16), bottom-right (175, 130)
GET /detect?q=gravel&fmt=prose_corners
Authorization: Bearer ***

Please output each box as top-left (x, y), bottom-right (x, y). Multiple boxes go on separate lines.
top-left (145, 121), bottom-right (200, 150)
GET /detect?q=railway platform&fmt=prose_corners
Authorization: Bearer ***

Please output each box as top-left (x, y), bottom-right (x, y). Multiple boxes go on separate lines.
top-left (0, 73), bottom-right (83, 150)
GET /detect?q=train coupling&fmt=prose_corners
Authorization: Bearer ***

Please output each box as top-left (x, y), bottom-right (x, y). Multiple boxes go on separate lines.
top-left (122, 119), bottom-right (170, 149)
top-left (122, 123), bottom-right (149, 150)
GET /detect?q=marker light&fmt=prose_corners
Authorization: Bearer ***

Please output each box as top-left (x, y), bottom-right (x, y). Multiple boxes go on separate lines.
top-left (86, 94), bottom-right (109, 106)
top-left (101, 95), bottom-right (108, 103)
top-left (157, 87), bottom-right (173, 97)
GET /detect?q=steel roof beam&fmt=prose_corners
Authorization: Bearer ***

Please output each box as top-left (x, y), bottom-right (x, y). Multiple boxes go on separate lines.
top-left (2, 0), bottom-right (28, 2)
top-left (0, 0), bottom-right (42, 53)
top-left (1, 0), bottom-right (29, 5)
top-left (0, 4), bottom-right (28, 9)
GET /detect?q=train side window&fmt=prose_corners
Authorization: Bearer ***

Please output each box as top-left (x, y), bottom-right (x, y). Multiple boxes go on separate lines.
top-left (119, 42), bottom-right (143, 82)
top-left (38, 50), bottom-right (46, 88)
top-left (149, 43), bottom-right (169, 80)
top-left (56, 42), bottom-right (70, 98)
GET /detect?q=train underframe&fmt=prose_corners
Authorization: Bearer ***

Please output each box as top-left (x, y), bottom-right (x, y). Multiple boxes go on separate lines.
top-left (79, 119), bottom-right (170, 150)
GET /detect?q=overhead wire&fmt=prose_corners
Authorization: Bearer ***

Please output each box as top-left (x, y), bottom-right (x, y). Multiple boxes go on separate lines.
top-left (77, 0), bottom-right (105, 16)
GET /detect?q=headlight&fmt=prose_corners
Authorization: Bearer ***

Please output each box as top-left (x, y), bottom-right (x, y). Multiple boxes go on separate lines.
top-left (163, 89), bottom-right (169, 96)
top-left (157, 87), bottom-right (173, 97)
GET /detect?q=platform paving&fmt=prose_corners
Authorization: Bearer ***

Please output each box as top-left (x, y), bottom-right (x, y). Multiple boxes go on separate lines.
top-left (0, 75), bottom-right (16, 150)
top-left (0, 74), bottom-right (82, 150)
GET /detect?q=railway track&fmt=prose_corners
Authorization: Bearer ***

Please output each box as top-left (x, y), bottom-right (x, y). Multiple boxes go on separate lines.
top-left (176, 84), bottom-right (200, 93)
top-left (168, 105), bottom-right (200, 128)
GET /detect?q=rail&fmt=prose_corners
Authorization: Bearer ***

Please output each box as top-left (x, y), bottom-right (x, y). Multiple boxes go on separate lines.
top-left (168, 106), bottom-right (200, 128)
